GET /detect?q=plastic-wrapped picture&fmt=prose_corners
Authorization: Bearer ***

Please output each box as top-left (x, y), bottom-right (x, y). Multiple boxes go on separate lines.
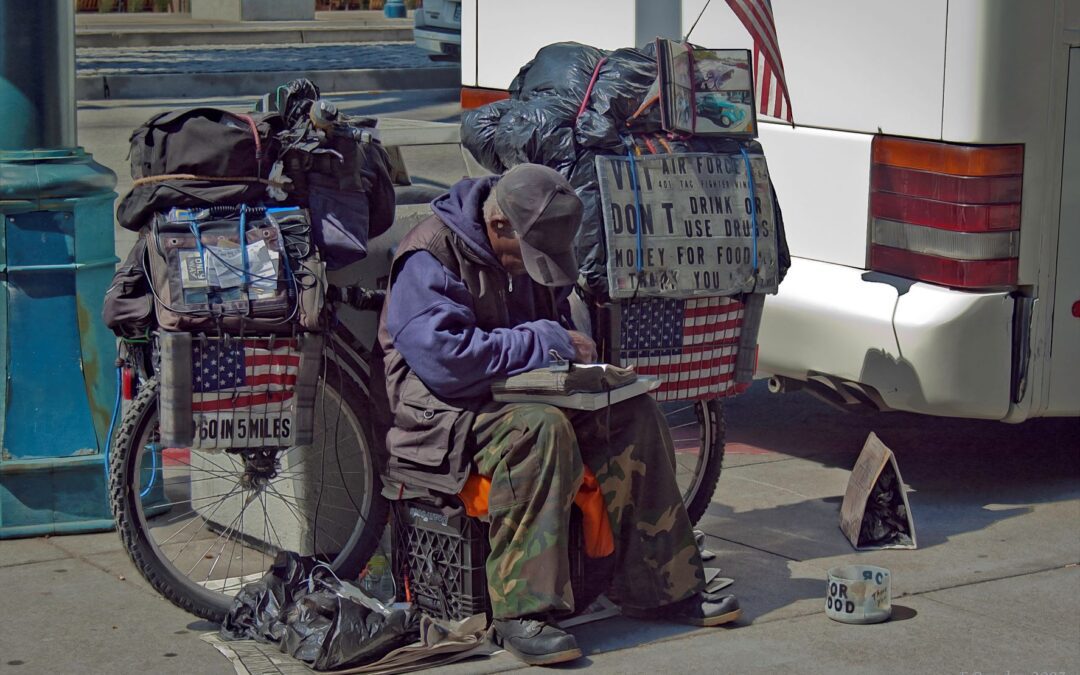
top-left (657, 40), bottom-right (756, 138)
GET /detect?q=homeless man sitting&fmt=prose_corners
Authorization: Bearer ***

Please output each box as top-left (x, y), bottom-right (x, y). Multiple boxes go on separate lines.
top-left (377, 163), bottom-right (740, 666)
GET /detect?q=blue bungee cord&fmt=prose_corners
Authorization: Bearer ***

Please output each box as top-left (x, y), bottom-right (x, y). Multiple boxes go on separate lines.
top-left (140, 444), bottom-right (158, 498)
top-left (102, 366), bottom-right (159, 497)
top-left (624, 139), bottom-right (645, 275)
top-left (103, 366), bottom-right (122, 481)
top-left (239, 204), bottom-right (251, 288)
top-left (739, 146), bottom-right (760, 273)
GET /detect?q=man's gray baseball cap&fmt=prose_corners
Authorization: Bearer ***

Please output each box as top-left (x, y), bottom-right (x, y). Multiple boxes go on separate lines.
top-left (494, 163), bottom-right (583, 287)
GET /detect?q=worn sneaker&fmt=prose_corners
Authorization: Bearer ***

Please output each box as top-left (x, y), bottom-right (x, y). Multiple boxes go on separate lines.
top-left (624, 592), bottom-right (742, 627)
top-left (492, 617), bottom-right (583, 666)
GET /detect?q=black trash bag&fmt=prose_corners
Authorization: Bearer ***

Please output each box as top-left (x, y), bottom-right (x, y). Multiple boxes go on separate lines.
top-left (221, 551), bottom-right (419, 671)
top-left (858, 464), bottom-right (914, 548)
top-left (273, 81), bottom-right (396, 267)
top-left (462, 42), bottom-right (665, 296)
top-left (492, 98), bottom-right (579, 175)
top-left (280, 578), bottom-right (417, 671)
top-left (567, 150), bottom-right (606, 295)
top-left (461, 41), bottom-right (792, 297)
top-left (460, 99), bottom-right (514, 173)
top-left (220, 551), bottom-right (319, 644)
top-left (509, 41), bottom-right (606, 103)
top-left (573, 45), bottom-right (664, 151)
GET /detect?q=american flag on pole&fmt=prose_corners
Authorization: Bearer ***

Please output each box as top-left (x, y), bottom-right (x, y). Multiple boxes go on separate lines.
top-left (192, 339), bottom-right (299, 412)
top-left (725, 0), bottom-right (793, 123)
top-left (619, 297), bottom-right (747, 402)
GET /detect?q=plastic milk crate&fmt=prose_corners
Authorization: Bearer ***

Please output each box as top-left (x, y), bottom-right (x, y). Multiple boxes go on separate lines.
top-left (391, 501), bottom-right (490, 621)
top-left (391, 500), bottom-right (595, 621)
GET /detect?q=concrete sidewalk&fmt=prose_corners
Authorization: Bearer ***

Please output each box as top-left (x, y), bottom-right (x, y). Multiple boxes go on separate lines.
top-left (2, 383), bottom-right (1077, 673)
top-left (75, 10), bottom-right (413, 47)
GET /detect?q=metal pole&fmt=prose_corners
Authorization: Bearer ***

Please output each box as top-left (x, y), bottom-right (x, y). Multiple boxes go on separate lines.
top-left (0, 0), bottom-right (77, 150)
top-left (0, 0), bottom-right (119, 538)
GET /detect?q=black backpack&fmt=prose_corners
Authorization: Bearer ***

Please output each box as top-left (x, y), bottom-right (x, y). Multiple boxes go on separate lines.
top-left (275, 85), bottom-right (396, 268)
top-left (117, 109), bottom-right (283, 232)
top-left (128, 107), bottom-right (281, 181)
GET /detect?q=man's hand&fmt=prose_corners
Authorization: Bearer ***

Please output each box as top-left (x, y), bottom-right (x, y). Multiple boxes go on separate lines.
top-left (566, 330), bottom-right (598, 363)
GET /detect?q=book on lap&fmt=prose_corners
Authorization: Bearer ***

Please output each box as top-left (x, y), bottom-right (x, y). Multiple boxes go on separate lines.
top-left (491, 364), bottom-right (659, 411)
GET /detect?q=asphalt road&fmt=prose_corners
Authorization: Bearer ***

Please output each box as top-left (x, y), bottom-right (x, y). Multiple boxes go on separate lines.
top-left (76, 42), bottom-right (436, 76)
top-left (2, 89), bottom-right (1074, 674)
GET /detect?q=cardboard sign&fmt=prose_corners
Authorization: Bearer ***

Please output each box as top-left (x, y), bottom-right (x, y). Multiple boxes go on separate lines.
top-left (839, 432), bottom-right (918, 550)
top-left (596, 152), bottom-right (781, 299)
top-left (192, 410), bottom-right (296, 449)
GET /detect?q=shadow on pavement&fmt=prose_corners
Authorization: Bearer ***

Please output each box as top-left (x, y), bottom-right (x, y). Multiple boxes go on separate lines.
top-left (696, 380), bottom-right (1079, 624)
top-left (724, 381), bottom-right (1079, 527)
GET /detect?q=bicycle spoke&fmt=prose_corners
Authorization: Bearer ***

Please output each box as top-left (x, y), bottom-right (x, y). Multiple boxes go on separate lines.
top-left (268, 479), bottom-right (359, 497)
top-left (174, 474), bottom-right (245, 485)
top-left (166, 452), bottom-right (239, 478)
top-left (239, 488), bottom-right (246, 587)
top-left (264, 484), bottom-right (347, 553)
top-left (158, 483), bottom-right (243, 548)
top-left (264, 500), bottom-right (285, 558)
top-left (153, 490), bottom-right (246, 526)
top-left (269, 490), bottom-right (363, 516)
top-left (663, 403), bottom-right (696, 417)
top-left (191, 491), bottom-right (256, 578)
top-left (261, 491), bottom-right (271, 565)
top-left (667, 419), bottom-right (706, 432)
top-left (167, 493), bottom-right (241, 570)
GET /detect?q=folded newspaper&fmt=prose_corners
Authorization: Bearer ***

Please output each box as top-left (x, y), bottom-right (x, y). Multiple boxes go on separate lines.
top-left (492, 363), bottom-right (637, 395)
top-left (491, 363), bottom-right (659, 410)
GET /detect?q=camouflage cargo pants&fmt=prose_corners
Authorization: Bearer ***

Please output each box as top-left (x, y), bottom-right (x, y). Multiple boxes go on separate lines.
top-left (472, 394), bottom-right (705, 619)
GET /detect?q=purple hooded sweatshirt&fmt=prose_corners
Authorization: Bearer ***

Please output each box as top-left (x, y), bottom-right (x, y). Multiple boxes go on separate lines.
top-left (384, 176), bottom-right (577, 400)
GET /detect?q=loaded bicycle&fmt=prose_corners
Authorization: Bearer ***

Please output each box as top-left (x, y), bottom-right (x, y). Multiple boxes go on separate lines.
top-left (108, 261), bottom-right (727, 623)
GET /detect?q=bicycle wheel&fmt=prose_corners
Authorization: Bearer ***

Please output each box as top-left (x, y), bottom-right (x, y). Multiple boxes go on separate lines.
top-left (662, 399), bottom-right (725, 525)
top-left (108, 360), bottom-right (389, 623)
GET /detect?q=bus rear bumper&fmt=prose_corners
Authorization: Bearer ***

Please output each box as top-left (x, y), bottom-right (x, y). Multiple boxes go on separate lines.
top-left (757, 258), bottom-right (1015, 419)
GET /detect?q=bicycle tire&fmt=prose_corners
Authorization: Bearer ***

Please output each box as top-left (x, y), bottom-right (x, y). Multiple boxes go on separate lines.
top-left (664, 399), bottom-right (726, 526)
top-left (109, 362), bottom-right (389, 623)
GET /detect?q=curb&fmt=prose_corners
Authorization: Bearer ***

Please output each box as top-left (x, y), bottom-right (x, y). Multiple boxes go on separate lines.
top-left (76, 26), bottom-right (413, 48)
top-left (76, 66), bottom-right (460, 100)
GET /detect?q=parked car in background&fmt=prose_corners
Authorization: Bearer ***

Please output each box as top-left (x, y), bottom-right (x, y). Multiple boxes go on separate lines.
top-left (414, 0), bottom-right (461, 61)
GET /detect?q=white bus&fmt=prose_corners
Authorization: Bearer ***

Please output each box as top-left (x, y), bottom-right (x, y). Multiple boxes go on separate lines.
top-left (460, 0), bottom-right (1080, 421)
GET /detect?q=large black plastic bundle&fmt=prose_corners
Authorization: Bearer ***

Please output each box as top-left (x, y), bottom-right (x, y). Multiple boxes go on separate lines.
top-left (463, 42), bottom-right (791, 297)
top-left (221, 551), bottom-right (418, 671)
top-left (462, 42), bottom-right (665, 296)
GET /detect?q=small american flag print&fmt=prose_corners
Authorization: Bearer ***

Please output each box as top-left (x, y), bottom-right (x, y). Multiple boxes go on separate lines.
top-left (192, 339), bottom-right (300, 412)
top-left (619, 297), bottom-right (745, 402)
